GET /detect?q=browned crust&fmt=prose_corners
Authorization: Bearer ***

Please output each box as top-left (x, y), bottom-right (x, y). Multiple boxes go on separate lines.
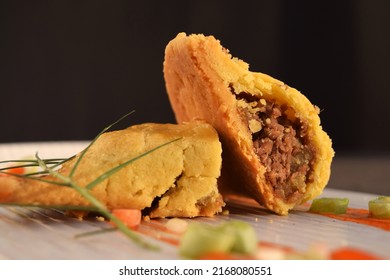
top-left (163, 33), bottom-right (334, 215)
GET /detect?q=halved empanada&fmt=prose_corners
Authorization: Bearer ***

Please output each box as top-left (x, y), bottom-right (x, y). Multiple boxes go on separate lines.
top-left (163, 33), bottom-right (334, 215)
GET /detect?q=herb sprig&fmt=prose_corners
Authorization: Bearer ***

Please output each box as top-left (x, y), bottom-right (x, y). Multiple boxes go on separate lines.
top-left (0, 111), bottom-right (181, 250)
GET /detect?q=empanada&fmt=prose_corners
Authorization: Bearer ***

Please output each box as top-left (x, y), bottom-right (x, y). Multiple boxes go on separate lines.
top-left (163, 33), bottom-right (334, 215)
top-left (0, 122), bottom-right (224, 218)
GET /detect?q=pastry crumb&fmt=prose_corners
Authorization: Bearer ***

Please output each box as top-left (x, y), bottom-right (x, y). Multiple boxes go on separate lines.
top-left (96, 216), bottom-right (105, 222)
top-left (143, 215), bottom-right (151, 222)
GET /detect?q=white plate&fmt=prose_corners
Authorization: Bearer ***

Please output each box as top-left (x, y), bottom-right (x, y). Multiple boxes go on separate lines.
top-left (0, 142), bottom-right (389, 260)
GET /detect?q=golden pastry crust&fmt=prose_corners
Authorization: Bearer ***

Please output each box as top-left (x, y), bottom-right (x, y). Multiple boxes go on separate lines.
top-left (0, 122), bottom-right (224, 218)
top-left (163, 33), bottom-right (334, 215)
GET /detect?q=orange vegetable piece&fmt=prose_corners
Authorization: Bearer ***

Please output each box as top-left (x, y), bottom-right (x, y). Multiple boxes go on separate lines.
top-left (110, 209), bottom-right (141, 228)
top-left (330, 247), bottom-right (380, 260)
top-left (0, 166), bottom-right (25, 176)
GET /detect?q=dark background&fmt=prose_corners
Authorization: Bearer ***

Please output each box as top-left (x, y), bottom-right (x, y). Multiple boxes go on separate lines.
top-left (1, 0), bottom-right (390, 155)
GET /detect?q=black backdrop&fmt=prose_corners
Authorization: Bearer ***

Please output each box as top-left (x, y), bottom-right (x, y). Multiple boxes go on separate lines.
top-left (1, 0), bottom-right (390, 154)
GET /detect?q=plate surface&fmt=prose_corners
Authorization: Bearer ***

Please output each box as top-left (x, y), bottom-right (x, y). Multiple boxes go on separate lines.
top-left (0, 142), bottom-right (389, 259)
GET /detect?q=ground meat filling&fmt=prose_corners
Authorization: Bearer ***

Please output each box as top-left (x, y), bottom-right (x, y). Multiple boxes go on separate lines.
top-left (236, 93), bottom-right (315, 203)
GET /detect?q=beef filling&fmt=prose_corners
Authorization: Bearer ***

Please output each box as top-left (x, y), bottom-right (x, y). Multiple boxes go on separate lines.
top-left (236, 93), bottom-right (315, 203)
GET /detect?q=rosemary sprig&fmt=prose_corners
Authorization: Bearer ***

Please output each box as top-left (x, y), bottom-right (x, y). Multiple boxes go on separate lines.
top-left (0, 111), bottom-right (181, 250)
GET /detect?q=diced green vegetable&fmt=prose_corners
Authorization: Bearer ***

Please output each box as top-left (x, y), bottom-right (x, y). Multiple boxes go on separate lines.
top-left (368, 196), bottom-right (390, 219)
top-left (179, 223), bottom-right (235, 259)
top-left (179, 220), bottom-right (257, 259)
top-left (223, 220), bottom-right (257, 255)
top-left (309, 197), bottom-right (349, 214)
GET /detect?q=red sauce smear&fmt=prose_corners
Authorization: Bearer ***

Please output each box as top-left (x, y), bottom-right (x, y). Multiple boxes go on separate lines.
top-left (316, 208), bottom-right (390, 231)
top-left (135, 220), bottom-right (180, 246)
top-left (226, 194), bottom-right (390, 230)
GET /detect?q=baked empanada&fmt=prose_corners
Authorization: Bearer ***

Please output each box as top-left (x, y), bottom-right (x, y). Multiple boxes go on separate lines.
top-left (0, 122), bottom-right (224, 218)
top-left (163, 33), bottom-right (334, 215)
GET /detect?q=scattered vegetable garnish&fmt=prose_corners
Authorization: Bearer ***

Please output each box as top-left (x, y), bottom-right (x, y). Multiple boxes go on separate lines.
top-left (111, 209), bottom-right (142, 228)
top-left (0, 111), bottom-right (180, 250)
top-left (4, 166), bottom-right (24, 175)
top-left (330, 247), bottom-right (380, 260)
top-left (0, 156), bottom-right (42, 177)
top-left (165, 218), bottom-right (188, 234)
top-left (179, 223), bottom-right (235, 259)
top-left (179, 220), bottom-right (257, 259)
top-left (256, 246), bottom-right (286, 260)
top-left (228, 220), bottom-right (258, 255)
top-left (309, 197), bottom-right (349, 214)
top-left (368, 196), bottom-right (390, 219)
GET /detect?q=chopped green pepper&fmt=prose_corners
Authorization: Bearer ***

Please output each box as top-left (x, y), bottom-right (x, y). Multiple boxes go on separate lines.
top-left (309, 197), bottom-right (349, 214)
top-left (222, 220), bottom-right (258, 255)
top-left (179, 220), bottom-right (257, 259)
top-left (369, 196), bottom-right (390, 219)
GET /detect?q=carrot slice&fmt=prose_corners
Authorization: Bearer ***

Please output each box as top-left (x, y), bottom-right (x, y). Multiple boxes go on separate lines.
top-left (111, 209), bottom-right (141, 228)
top-left (330, 247), bottom-right (380, 260)
top-left (0, 166), bottom-right (25, 176)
